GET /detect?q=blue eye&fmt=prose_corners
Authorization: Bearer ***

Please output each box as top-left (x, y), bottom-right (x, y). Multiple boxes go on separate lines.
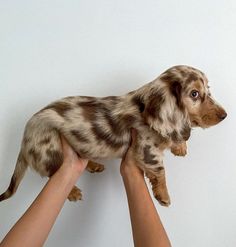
top-left (190, 90), bottom-right (199, 99)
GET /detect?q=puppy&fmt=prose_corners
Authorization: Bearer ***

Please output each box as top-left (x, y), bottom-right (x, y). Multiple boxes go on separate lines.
top-left (0, 65), bottom-right (227, 206)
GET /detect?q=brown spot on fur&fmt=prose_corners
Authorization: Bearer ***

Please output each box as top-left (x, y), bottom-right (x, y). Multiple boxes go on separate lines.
top-left (100, 106), bottom-right (126, 135)
top-left (43, 102), bottom-right (72, 117)
top-left (170, 81), bottom-right (183, 109)
top-left (101, 107), bottom-right (136, 135)
top-left (144, 91), bottom-right (165, 122)
top-left (39, 136), bottom-right (51, 145)
top-left (121, 114), bottom-right (137, 127)
top-left (79, 100), bottom-right (134, 137)
top-left (143, 145), bottom-right (158, 165)
top-left (160, 71), bottom-right (180, 85)
top-left (91, 123), bottom-right (125, 149)
top-left (186, 73), bottom-right (199, 84)
top-left (45, 149), bottom-right (63, 177)
top-left (132, 95), bottom-right (145, 113)
top-left (155, 133), bottom-right (169, 144)
top-left (29, 148), bottom-right (41, 162)
top-left (181, 125), bottom-right (191, 141)
top-left (155, 167), bottom-right (164, 172)
top-left (170, 126), bottom-right (191, 142)
top-left (102, 108), bottom-right (122, 134)
top-left (179, 69), bottom-right (187, 77)
top-left (77, 100), bottom-right (100, 121)
top-left (71, 129), bottom-right (89, 142)
top-left (170, 130), bottom-right (180, 142)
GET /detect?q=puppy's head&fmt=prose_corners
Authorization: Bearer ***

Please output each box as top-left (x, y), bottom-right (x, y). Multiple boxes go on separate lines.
top-left (160, 65), bottom-right (227, 128)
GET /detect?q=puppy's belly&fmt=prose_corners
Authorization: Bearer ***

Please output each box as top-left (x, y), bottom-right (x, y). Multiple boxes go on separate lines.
top-left (75, 141), bottom-right (129, 160)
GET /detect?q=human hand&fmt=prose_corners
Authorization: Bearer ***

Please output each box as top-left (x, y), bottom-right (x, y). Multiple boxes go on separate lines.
top-left (60, 135), bottom-right (88, 176)
top-left (120, 129), bottom-right (143, 178)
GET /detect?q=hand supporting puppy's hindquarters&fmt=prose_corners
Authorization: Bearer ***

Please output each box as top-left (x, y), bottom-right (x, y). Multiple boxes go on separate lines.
top-left (57, 136), bottom-right (88, 182)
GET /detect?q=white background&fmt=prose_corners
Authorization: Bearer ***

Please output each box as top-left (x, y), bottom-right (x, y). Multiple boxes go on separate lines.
top-left (0, 1), bottom-right (235, 246)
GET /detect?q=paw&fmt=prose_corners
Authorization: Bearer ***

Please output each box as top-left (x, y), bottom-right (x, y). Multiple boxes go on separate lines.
top-left (154, 192), bottom-right (171, 207)
top-left (68, 186), bottom-right (82, 201)
top-left (86, 161), bottom-right (105, 173)
top-left (171, 143), bottom-right (187, 156)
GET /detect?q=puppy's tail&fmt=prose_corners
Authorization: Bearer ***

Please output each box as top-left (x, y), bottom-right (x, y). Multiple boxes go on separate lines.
top-left (0, 151), bottom-right (28, 202)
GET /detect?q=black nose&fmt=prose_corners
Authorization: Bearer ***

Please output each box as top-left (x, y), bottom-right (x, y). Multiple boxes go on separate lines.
top-left (218, 112), bottom-right (227, 120)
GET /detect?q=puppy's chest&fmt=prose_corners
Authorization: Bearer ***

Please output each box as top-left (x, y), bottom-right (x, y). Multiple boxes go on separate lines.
top-left (137, 126), bottom-right (173, 151)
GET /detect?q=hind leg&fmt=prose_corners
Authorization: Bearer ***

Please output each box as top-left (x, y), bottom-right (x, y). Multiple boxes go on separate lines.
top-left (25, 128), bottom-right (64, 178)
top-left (67, 160), bottom-right (104, 202)
top-left (86, 160), bottom-right (105, 173)
top-left (68, 186), bottom-right (82, 201)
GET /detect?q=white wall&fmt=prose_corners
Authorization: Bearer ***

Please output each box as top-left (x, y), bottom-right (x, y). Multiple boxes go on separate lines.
top-left (0, 1), bottom-right (235, 246)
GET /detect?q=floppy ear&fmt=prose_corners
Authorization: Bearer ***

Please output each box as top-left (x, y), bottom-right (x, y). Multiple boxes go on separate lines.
top-left (141, 81), bottom-right (191, 141)
top-left (143, 90), bottom-right (165, 123)
top-left (169, 81), bottom-right (183, 110)
top-left (160, 70), bottom-right (184, 110)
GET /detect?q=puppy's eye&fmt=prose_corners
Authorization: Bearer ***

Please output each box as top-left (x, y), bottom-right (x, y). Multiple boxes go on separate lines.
top-left (190, 90), bottom-right (199, 99)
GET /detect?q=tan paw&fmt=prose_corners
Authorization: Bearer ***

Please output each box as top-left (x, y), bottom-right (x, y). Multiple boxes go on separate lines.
top-left (171, 143), bottom-right (187, 156)
top-left (68, 186), bottom-right (82, 201)
top-left (154, 191), bottom-right (171, 207)
top-left (86, 161), bottom-right (105, 173)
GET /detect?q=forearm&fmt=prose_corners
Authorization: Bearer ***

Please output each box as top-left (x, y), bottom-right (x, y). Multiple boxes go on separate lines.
top-left (0, 166), bottom-right (80, 247)
top-left (122, 170), bottom-right (171, 247)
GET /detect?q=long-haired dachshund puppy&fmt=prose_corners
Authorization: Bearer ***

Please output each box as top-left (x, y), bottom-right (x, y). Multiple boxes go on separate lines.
top-left (0, 65), bottom-right (227, 206)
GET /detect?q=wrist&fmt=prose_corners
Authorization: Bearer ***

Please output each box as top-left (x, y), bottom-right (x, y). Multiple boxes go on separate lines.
top-left (55, 164), bottom-right (82, 184)
top-left (121, 165), bottom-right (144, 182)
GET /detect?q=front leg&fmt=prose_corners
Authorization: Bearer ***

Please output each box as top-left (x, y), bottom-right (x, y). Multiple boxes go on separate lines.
top-left (171, 141), bottom-right (187, 156)
top-left (145, 168), bottom-right (170, 207)
top-left (133, 129), bottom-right (171, 206)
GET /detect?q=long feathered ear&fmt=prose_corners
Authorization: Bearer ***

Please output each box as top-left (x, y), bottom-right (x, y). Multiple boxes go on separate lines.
top-left (160, 69), bottom-right (184, 110)
top-left (143, 89), bottom-right (166, 124)
top-left (141, 79), bottom-right (191, 141)
top-left (169, 81), bottom-right (183, 110)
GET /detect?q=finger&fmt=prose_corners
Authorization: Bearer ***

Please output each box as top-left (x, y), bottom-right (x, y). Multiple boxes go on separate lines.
top-left (81, 159), bottom-right (89, 168)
